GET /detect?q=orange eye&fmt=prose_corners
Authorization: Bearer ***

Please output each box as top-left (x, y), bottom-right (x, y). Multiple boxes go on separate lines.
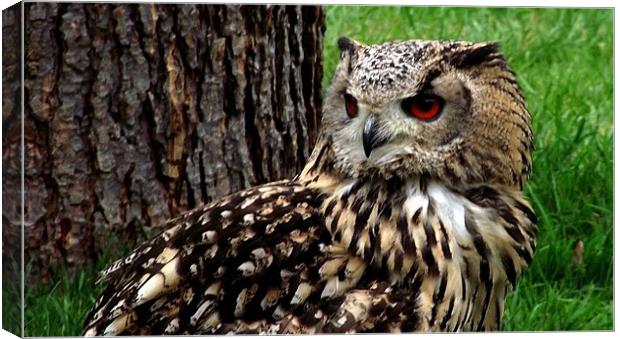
top-left (402, 94), bottom-right (444, 121)
top-left (344, 93), bottom-right (358, 118)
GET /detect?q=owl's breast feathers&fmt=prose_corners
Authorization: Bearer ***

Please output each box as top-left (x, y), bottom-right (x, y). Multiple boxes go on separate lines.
top-left (83, 175), bottom-right (536, 335)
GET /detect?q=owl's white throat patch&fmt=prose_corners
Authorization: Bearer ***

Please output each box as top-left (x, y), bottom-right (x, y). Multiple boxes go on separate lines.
top-left (324, 175), bottom-right (534, 284)
top-left (325, 177), bottom-right (473, 272)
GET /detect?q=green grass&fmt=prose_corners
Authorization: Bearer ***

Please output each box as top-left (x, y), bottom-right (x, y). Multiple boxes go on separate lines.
top-left (324, 6), bottom-right (613, 331)
top-left (21, 255), bottom-right (111, 336)
top-left (20, 6), bottom-right (613, 335)
top-left (23, 267), bottom-right (104, 336)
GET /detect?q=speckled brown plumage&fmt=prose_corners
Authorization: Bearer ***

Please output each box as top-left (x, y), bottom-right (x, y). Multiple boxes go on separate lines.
top-left (83, 38), bottom-right (536, 335)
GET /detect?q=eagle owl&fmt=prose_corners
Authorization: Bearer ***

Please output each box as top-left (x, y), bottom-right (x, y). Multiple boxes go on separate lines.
top-left (83, 38), bottom-right (536, 335)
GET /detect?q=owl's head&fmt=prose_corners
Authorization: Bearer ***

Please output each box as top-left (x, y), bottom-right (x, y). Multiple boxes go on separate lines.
top-left (320, 38), bottom-right (533, 188)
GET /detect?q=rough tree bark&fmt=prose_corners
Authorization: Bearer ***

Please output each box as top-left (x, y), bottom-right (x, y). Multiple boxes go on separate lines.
top-left (2, 3), bottom-right (23, 335)
top-left (2, 3), bottom-right (325, 283)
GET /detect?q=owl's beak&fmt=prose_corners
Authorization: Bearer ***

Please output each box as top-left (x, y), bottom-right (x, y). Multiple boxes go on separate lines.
top-left (362, 115), bottom-right (386, 158)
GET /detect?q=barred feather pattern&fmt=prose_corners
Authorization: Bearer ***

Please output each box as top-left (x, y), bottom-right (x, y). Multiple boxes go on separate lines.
top-left (83, 158), bottom-right (536, 335)
top-left (83, 38), bottom-right (538, 335)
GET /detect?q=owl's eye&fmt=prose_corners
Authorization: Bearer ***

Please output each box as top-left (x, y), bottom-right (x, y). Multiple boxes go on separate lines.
top-left (344, 93), bottom-right (358, 118)
top-left (402, 94), bottom-right (444, 121)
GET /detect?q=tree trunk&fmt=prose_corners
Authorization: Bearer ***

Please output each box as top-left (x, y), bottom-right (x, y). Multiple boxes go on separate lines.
top-left (2, 3), bottom-right (24, 336)
top-left (3, 3), bottom-right (325, 283)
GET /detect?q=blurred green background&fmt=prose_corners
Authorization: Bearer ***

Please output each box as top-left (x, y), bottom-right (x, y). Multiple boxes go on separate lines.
top-left (18, 6), bottom-right (613, 335)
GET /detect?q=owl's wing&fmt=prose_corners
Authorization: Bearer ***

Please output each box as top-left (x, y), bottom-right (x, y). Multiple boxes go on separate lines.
top-left (82, 180), bottom-right (400, 335)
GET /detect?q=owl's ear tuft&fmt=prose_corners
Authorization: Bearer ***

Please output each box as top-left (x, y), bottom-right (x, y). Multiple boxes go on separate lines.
top-left (337, 37), bottom-right (362, 58)
top-left (336, 37), bottom-right (363, 74)
top-left (452, 42), bottom-right (502, 69)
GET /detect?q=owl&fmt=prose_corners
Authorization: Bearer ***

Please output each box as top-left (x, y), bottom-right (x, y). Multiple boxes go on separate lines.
top-left (82, 37), bottom-right (536, 335)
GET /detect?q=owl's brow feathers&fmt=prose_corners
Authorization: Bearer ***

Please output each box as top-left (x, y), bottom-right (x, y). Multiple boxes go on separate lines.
top-left (83, 38), bottom-right (536, 335)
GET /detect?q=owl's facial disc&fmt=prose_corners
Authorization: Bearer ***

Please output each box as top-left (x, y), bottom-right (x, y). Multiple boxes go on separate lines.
top-left (356, 88), bottom-right (451, 160)
top-left (322, 39), bottom-right (533, 187)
